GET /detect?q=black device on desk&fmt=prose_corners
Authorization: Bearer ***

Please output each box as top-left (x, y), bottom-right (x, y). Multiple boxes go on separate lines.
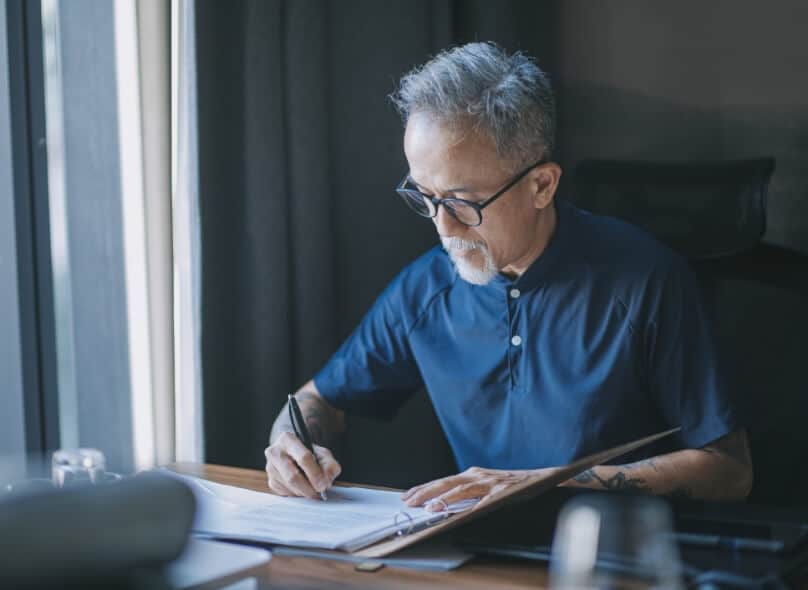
top-left (456, 487), bottom-right (808, 587)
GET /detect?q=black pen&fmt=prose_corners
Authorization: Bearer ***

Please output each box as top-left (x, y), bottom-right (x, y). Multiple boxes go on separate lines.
top-left (288, 394), bottom-right (328, 501)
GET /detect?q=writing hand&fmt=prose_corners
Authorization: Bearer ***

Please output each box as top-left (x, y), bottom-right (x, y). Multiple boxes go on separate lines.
top-left (264, 431), bottom-right (341, 499)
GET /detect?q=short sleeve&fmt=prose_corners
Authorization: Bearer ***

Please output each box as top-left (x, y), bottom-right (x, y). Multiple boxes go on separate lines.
top-left (314, 273), bottom-right (423, 421)
top-left (645, 258), bottom-right (742, 448)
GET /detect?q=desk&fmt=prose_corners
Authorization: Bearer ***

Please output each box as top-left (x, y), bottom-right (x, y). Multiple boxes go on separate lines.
top-left (176, 464), bottom-right (808, 590)
top-left (174, 463), bottom-right (548, 589)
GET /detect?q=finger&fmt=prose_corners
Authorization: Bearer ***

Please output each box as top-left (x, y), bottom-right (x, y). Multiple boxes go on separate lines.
top-left (426, 482), bottom-right (487, 511)
top-left (402, 479), bottom-right (439, 500)
top-left (314, 446), bottom-right (342, 484)
top-left (405, 476), bottom-right (467, 507)
top-left (401, 482), bottom-right (428, 501)
top-left (266, 464), bottom-right (295, 496)
top-left (274, 454), bottom-right (319, 498)
top-left (284, 436), bottom-right (329, 493)
top-left (265, 440), bottom-right (315, 497)
top-left (402, 475), bottom-right (459, 501)
top-left (267, 461), bottom-right (296, 496)
top-left (263, 444), bottom-right (281, 470)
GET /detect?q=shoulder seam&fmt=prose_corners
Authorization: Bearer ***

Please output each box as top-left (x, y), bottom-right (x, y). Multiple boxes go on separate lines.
top-left (405, 274), bottom-right (458, 338)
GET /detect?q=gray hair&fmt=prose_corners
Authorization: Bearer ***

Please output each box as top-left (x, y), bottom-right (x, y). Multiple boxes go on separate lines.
top-left (390, 42), bottom-right (556, 167)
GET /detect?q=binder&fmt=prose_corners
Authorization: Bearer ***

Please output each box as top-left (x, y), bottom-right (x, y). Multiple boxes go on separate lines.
top-left (354, 427), bottom-right (679, 558)
top-left (171, 427), bottom-right (679, 558)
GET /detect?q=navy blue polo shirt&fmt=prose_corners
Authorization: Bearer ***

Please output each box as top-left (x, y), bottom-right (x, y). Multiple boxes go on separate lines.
top-left (314, 199), bottom-right (739, 471)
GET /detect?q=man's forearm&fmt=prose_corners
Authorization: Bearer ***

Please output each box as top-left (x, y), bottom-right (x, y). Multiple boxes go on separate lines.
top-left (270, 381), bottom-right (346, 447)
top-left (565, 430), bottom-right (754, 501)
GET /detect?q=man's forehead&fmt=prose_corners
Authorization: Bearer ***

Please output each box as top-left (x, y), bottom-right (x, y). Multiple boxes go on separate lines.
top-left (404, 113), bottom-right (470, 155)
top-left (404, 115), bottom-right (504, 191)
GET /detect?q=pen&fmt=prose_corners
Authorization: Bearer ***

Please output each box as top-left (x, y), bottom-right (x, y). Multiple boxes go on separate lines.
top-left (670, 532), bottom-right (784, 553)
top-left (288, 394), bottom-right (328, 501)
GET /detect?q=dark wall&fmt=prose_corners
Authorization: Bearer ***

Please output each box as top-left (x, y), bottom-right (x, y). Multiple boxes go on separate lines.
top-left (551, 1), bottom-right (808, 504)
top-left (554, 0), bottom-right (808, 253)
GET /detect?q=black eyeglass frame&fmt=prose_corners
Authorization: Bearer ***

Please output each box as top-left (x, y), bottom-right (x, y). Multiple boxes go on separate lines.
top-left (395, 158), bottom-right (548, 227)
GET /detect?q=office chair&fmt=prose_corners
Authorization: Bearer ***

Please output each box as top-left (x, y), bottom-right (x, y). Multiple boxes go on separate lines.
top-left (573, 158), bottom-right (808, 507)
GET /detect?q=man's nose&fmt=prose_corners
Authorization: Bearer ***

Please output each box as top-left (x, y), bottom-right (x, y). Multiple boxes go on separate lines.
top-left (433, 205), bottom-right (463, 236)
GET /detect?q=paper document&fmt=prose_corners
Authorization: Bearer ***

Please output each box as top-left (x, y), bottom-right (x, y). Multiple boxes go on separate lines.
top-left (163, 427), bottom-right (678, 558)
top-left (170, 473), bottom-right (477, 552)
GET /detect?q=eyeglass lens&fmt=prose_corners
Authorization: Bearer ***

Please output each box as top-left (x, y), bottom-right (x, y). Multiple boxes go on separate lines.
top-left (400, 190), bottom-right (480, 226)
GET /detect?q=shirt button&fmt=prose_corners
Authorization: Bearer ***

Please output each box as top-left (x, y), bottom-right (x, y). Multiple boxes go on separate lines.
top-left (511, 335), bottom-right (522, 347)
top-left (509, 288), bottom-right (521, 299)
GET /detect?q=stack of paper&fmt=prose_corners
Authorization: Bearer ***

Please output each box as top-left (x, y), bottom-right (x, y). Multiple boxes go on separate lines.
top-left (172, 473), bottom-right (476, 553)
top-left (163, 428), bottom-right (679, 560)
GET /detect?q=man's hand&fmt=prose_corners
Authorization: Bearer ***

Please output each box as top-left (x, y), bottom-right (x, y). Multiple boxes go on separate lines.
top-left (265, 381), bottom-right (346, 498)
top-left (401, 466), bottom-right (549, 511)
top-left (264, 431), bottom-right (341, 498)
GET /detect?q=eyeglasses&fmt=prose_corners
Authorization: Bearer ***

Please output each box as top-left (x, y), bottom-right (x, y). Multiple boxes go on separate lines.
top-left (395, 158), bottom-right (547, 227)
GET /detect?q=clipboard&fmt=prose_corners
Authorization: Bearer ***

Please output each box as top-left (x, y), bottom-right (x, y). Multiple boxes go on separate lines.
top-left (355, 427), bottom-right (680, 558)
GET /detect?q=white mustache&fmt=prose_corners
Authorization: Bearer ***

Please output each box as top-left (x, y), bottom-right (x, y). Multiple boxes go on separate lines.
top-left (442, 237), bottom-right (486, 252)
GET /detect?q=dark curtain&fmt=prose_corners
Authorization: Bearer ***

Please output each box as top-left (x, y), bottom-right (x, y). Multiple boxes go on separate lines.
top-left (195, 0), bottom-right (560, 487)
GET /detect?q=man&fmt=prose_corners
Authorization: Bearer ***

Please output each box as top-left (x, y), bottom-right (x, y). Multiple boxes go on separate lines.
top-left (264, 42), bottom-right (753, 509)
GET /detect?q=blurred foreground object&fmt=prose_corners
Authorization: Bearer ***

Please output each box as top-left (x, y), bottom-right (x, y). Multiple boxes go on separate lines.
top-left (0, 472), bottom-right (194, 589)
top-left (550, 493), bottom-right (683, 589)
top-left (51, 448), bottom-right (122, 487)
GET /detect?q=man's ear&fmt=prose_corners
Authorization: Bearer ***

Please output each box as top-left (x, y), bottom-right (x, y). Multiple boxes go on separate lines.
top-left (529, 163), bottom-right (562, 209)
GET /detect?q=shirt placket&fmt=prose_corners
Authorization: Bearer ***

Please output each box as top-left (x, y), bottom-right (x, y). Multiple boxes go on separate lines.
top-left (506, 285), bottom-right (523, 391)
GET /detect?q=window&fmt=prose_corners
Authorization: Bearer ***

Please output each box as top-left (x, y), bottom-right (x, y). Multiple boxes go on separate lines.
top-left (0, 0), bottom-right (28, 465)
top-left (2, 0), bottom-right (201, 475)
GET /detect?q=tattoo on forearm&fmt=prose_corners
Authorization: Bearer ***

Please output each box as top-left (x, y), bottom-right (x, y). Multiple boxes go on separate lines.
top-left (297, 392), bottom-right (328, 445)
top-left (292, 391), bottom-right (342, 447)
top-left (573, 469), bottom-right (596, 484)
top-left (270, 390), bottom-right (343, 447)
top-left (573, 468), bottom-right (651, 493)
top-left (702, 430), bottom-right (751, 466)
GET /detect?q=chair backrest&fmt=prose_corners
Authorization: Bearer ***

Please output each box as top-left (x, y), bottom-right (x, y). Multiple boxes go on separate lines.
top-left (574, 158), bottom-right (808, 506)
top-left (574, 158), bottom-right (774, 260)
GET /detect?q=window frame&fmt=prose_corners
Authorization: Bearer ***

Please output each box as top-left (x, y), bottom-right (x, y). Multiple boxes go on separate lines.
top-left (2, 0), bottom-right (61, 457)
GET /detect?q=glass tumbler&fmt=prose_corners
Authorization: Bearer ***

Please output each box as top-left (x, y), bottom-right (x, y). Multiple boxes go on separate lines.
top-left (51, 448), bottom-right (122, 487)
top-left (550, 493), bottom-right (684, 590)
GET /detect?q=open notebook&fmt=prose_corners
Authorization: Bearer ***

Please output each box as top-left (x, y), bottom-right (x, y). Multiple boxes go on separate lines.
top-left (173, 473), bottom-right (476, 553)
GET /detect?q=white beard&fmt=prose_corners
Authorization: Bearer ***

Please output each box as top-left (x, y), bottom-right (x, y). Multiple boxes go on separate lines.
top-left (441, 236), bottom-right (499, 285)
